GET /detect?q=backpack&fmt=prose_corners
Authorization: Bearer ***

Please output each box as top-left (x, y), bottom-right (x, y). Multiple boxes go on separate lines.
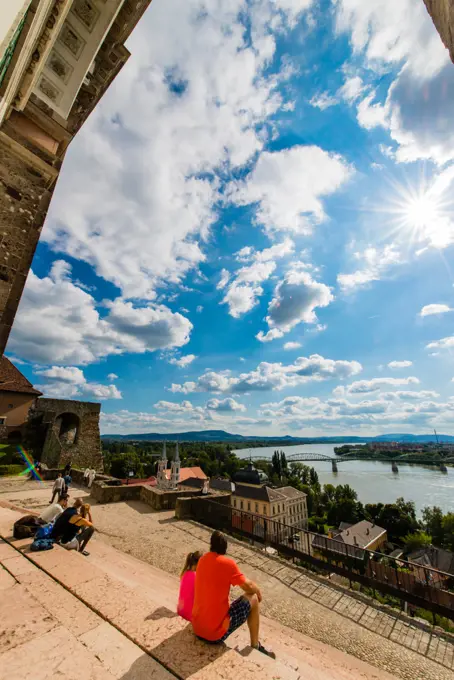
top-left (13, 515), bottom-right (41, 539)
top-left (31, 538), bottom-right (54, 551)
top-left (35, 524), bottom-right (53, 540)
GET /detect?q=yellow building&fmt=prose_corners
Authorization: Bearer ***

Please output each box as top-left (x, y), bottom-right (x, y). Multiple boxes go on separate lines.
top-left (230, 464), bottom-right (308, 538)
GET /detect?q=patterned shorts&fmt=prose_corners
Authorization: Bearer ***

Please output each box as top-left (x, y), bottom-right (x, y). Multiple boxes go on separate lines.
top-left (219, 597), bottom-right (252, 642)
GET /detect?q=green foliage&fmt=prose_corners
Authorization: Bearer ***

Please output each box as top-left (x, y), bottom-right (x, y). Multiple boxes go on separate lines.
top-left (364, 497), bottom-right (418, 543)
top-left (422, 506), bottom-right (444, 546)
top-left (0, 464), bottom-right (25, 476)
top-left (402, 531), bottom-right (432, 553)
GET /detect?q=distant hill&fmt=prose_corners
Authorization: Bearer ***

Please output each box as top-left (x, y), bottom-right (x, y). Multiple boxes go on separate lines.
top-left (101, 430), bottom-right (454, 443)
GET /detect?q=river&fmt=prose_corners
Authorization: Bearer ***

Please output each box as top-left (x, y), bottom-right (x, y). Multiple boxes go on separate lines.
top-left (234, 443), bottom-right (454, 516)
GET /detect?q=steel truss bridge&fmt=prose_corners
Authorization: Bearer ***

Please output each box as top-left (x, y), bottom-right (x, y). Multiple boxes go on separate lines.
top-left (249, 452), bottom-right (454, 465)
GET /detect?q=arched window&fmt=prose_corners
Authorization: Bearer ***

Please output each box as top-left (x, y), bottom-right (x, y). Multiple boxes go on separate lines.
top-left (57, 413), bottom-right (80, 446)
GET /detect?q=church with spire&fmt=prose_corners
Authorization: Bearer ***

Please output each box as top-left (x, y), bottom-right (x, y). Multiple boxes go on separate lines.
top-left (156, 441), bottom-right (183, 490)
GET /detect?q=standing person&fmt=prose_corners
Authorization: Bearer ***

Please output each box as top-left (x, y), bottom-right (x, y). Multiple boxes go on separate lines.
top-left (177, 551), bottom-right (202, 621)
top-left (40, 494), bottom-right (68, 523)
top-left (192, 530), bottom-right (274, 658)
top-left (88, 468), bottom-right (96, 488)
top-left (63, 472), bottom-right (72, 494)
top-left (83, 468), bottom-right (90, 486)
top-left (51, 498), bottom-right (94, 556)
top-left (50, 473), bottom-right (65, 504)
top-left (64, 461), bottom-right (72, 476)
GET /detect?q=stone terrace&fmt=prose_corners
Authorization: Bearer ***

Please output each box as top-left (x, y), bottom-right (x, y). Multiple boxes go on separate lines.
top-left (0, 477), bottom-right (453, 680)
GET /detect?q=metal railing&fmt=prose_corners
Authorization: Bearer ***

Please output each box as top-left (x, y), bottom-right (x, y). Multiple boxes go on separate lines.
top-left (188, 497), bottom-right (454, 620)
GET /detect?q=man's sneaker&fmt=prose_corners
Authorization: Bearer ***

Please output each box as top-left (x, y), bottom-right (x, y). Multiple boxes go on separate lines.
top-left (256, 642), bottom-right (276, 659)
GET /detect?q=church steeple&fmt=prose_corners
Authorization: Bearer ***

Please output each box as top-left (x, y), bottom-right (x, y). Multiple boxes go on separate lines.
top-left (170, 441), bottom-right (181, 489)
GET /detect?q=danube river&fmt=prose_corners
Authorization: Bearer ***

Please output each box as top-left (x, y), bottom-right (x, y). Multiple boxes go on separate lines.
top-left (235, 443), bottom-right (454, 516)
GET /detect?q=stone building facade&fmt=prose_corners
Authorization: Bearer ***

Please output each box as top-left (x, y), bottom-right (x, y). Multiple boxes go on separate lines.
top-left (0, 0), bottom-right (153, 355)
top-left (26, 396), bottom-right (103, 470)
top-left (424, 0), bottom-right (454, 63)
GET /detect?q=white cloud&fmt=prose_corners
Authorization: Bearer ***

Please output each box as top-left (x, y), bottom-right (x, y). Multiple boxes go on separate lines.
top-left (426, 336), bottom-right (454, 351)
top-left (309, 92), bottom-right (338, 110)
top-left (206, 398), bottom-right (246, 412)
top-left (338, 244), bottom-right (402, 291)
top-left (336, 1), bottom-right (454, 164)
top-left (283, 341), bottom-right (302, 350)
top-left (171, 354), bottom-right (362, 394)
top-left (222, 240), bottom-right (293, 318)
top-left (34, 365), bottom-right (122, 400)
top-left (339, 376), bottom-right (420, 395)
top-left (9, 262), bottom-right (192, 365)
top-left (339, 75), bottom-right (365, 102)
top-left (335, 0), bottom-right (448, 79)
top-left (222, 282), bottom-right (264, 318)
top-left (107, 373), bottom-right (119, 381)
top-left (388, 360), bottom-right (412, 369)
top-left (420, 304), bottom-right (453, 317)
top-left (42, 0), bottom-right (314, 300)
top-left (259, 269), bottom-right (333, 339)
top-left (229, 145), bottom-right (351, 235)
top-left (196, 305), bottom-right (203, 313)
top-left (217, 269), bottom-right (231, 291)
top-left (169, 354), bottom-right (197, 368)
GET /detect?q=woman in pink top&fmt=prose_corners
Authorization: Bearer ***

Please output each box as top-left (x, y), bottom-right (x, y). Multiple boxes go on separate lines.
top-left (177, 551), bottom-right (202, 621)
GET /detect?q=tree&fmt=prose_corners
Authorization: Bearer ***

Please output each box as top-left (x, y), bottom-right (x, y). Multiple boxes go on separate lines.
top-left (422, 506), bottom-right (444, 546)
top-left (442, 513), bottom-right (454, 551)
top-left (271, 451), bottom-right (282, 479)
top-left (309, 467), bottom-right (319, 487)
top-left (289, 462), bottom-right (310, 485)
top-left (403, 532), bottom-right (432, 554)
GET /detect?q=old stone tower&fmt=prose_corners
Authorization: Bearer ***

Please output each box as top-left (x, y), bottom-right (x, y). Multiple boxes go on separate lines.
top-left (0, 0), bottom-right (153, 354)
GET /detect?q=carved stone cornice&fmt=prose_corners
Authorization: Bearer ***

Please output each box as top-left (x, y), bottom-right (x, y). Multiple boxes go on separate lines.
top-left (13, 0), bottom-right (67, 110)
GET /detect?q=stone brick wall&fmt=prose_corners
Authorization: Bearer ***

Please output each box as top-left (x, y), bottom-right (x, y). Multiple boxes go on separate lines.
top-left (0, 142), bottom-right (54, 352)
top-left (424, 0), bottom-right (454, 62)
top-left (28, 397), bottom-right (103, 471)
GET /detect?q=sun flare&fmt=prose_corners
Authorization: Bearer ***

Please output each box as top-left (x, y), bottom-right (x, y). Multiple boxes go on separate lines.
top-left (404, 194), bottom-right (442, 230)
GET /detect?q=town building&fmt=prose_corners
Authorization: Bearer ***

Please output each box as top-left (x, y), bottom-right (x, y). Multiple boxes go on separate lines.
top-left (408, 545), bottom-right (454, 586)
top-left (0, 354), bottom-right (41, 441)
top-left (230, 463), bottom-right (308, 535)
top-left (313, 520), bottom-right (387, 560)
top-left (0, 355), bottom-right (102, 469)
top-left (0, 0), bottom-right (152, 355)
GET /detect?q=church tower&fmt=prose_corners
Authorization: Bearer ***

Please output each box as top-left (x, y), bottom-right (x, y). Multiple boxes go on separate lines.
top-left (170, 441), bottom-right (181, 489)
top-left (157, 441), bottom-right (168, 488)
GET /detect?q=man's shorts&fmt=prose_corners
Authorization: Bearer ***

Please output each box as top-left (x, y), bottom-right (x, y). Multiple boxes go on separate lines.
top-left (219, 597), bottom-right (252, 642)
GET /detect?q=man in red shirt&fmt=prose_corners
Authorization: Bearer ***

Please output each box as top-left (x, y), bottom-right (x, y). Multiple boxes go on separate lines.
top-left (192, 530), bottom-right (274, 658)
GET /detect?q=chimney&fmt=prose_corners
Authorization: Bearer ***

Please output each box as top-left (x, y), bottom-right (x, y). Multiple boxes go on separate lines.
top-left (353, 536), bottom-right (358, 546)
top-left (366, 528), bottom-right (370, 535)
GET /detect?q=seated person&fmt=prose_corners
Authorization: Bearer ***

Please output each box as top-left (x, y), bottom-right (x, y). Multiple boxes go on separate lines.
top-left (51, 498), bottom-right (94, 555)
top-left (39, 494), bottom-right (68, 524)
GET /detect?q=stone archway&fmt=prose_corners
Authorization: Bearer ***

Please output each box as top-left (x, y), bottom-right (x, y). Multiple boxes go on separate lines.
top-left (57, 412), bottom-right (80, 446)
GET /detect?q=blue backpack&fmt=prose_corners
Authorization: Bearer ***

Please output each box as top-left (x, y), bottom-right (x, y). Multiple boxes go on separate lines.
top-left (35, 524), bottom-right (53, 540)
top-left (31, 538), bottom-right (54, 551)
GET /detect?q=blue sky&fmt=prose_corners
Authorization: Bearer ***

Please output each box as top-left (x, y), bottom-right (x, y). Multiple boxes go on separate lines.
top-left (7, 0), bottom-right (454, 436)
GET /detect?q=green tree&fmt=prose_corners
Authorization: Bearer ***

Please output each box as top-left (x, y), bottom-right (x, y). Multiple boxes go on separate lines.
top-left (422, 506), bottom-right (444, 546)
top-left (309, 467), bottom-right (319, 487)
top-left (442, 513), bottom-right (454, 551)
top-left (403, 531), bottom-right (432, 554)
top-left (271, 451), bottom-right (282, 479)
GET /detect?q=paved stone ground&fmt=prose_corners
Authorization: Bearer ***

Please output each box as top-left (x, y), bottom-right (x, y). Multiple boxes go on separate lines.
top-left (1, 478), bottom-right (453, 680)
top-left (0, 539), bottom-right (172, 679)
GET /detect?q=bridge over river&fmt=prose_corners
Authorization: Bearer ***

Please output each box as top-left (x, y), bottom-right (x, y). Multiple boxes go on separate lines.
top-left (249, 452), bottom-right (453, 472)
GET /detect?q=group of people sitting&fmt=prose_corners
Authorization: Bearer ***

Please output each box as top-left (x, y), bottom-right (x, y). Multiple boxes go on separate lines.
top-left (177, 530), bottom-right (274, 658)
top-left (39, 495), bottom-right (95, 555)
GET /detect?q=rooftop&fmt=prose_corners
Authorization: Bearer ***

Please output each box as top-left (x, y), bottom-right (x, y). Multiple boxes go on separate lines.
top-left (339, 520), bottom-right (387, 549)
top-left (0, 356), bottom-right (42, 396)
top-left (278, 486), bottom-right (307, 500)
top-left (233, 483), bottom-right (287, 503)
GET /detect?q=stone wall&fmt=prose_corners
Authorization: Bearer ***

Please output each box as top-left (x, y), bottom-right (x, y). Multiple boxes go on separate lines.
top-left (424, 0), bottom-right (454, 62)
top-left (0, 141), bottom-right (54, 352)
top-left (28, 397), bottom-right (103, 471)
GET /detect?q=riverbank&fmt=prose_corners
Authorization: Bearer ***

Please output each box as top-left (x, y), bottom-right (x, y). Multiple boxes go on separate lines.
top-left (234, 444), bottom-right (454, 516)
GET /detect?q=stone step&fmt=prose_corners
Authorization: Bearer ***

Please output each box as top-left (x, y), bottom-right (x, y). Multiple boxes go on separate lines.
top-left (0, 505), bottom-right (398, 680)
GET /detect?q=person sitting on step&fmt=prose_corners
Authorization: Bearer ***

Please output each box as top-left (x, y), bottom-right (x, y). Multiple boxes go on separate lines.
top-left (51, 498), bottom-right (94, 556)
top-left (192, 530), bottom-right (275, 658)
top-left (39, 493), bottom-right (69, 524)
top-left (177, 550), bottom-right (202, 621)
